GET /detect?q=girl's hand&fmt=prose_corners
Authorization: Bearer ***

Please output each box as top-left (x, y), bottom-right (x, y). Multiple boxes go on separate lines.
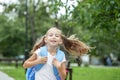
top-left (23, 54), bottom-right (48, 68)
top-left (52, 58), bottom-right (61, 68)
top-left (53, 59), bottom-right (67, 80)
top-left (35, 56), bottom-right (48, 64)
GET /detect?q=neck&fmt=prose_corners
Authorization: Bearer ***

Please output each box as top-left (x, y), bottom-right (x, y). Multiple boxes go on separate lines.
top-left (46, 45), bottom-right (58, 56)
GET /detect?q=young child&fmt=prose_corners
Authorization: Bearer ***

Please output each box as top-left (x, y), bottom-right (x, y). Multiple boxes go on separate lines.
top-left (23, 27), bottom-right (90, 80)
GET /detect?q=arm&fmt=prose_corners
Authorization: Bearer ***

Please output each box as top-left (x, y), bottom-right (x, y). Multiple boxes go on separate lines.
top-left (58, 62), bottom-right (66, 80)
top-left (23, 53), bottom-right (47, 68)
top-left (53, 59), bottom-right (66, 80)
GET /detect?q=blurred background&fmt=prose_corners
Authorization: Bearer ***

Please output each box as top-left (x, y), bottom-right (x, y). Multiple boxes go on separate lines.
top-left (0, 0), bottom-right (120, 80)
top-left (0, 0), bottom-right (120, 69)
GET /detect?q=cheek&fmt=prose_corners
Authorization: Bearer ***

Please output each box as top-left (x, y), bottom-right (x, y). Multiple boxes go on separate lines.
top-left (59, 39), bottom-right (62, 44)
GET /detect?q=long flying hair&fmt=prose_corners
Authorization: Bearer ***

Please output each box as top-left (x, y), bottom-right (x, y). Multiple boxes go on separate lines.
top-left (30, 27), bottom-right (90, 56)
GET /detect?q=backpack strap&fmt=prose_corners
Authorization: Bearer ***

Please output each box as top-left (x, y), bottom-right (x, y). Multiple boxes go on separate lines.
top-left (26, 66), bottom-right (36, 80)
top-left (53, 49), bottom-right (65, 80)
top-left (35, 46), bottom-right (48, 71)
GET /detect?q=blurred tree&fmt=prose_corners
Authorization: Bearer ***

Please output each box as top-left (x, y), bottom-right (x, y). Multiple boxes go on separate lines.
top-left (0, 0), bottom-right (53, 57)
top-left (0, 14), bottom-right (25, 57)
top-left (72, 0), bottom-right (120, 58)
top-left (0, 0), bottom-right (119, 60)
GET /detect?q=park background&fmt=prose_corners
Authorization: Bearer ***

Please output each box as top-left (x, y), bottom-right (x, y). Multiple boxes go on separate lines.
top-left (0, 0), bottom-right (120, 80)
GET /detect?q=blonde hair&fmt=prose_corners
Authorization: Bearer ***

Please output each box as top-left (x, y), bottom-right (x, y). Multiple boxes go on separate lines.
top-left (30, 27), bottom-right (90, 56)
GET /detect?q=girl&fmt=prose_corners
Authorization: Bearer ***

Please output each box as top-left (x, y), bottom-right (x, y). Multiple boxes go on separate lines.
top-left (23, 27), bottom-right (90, 80)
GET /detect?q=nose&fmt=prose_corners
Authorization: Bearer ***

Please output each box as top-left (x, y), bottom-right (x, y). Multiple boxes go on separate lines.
top-left (52, 35), bottom-right (56, 38)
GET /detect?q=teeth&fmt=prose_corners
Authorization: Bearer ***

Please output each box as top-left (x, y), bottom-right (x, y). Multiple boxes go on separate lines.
top-left (51, 40), bottom-right (56, 42)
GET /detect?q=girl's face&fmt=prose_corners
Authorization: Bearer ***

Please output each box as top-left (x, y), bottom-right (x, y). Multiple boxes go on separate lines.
top-left (45, 28), bottom-right (62, 47)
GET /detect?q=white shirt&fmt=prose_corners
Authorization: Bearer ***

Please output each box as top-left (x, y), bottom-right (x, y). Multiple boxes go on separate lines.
top-left (35, 48), bottom-right (66, 80)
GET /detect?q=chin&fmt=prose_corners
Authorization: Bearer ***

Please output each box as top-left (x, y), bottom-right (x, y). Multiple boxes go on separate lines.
top-left (50, 44), bottom-right (58, 47)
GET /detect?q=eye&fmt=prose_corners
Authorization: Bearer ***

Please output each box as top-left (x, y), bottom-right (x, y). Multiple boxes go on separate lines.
top-left (56, 35), bottom-right (59, 37)
top-left (48, 34), bottom-right (53, 37)
top-left (55, 34), bottom-right (60, 37)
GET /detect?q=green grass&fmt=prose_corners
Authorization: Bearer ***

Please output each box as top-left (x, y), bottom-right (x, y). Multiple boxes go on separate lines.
top-left (0, 64), bottom-right (120, 80)
top-left (70, 67), bottom-right (120, 80)
top-left (0, 63), bottom-right (25, 80)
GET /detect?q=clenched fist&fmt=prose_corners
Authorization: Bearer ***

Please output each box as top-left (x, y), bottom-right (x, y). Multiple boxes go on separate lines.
top-left (35, 56), bottom-right (48, 64)
top-left (52, 58), bottom-right (61, 68)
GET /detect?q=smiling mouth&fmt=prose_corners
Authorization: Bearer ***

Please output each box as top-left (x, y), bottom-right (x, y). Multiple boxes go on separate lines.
top-left (50, 40), bottom-right (57, 43)
top-left (51, 41), bottom-right (56, 42)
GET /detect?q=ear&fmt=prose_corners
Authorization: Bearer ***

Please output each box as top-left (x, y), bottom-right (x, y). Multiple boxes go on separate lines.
top-left (44, 37), bottom-right (47, 43)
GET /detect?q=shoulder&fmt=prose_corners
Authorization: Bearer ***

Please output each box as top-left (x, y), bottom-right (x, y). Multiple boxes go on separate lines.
top-left (39, 46), bottom-right (48, 56)
top-left (58, 50), bottom-right (66, 62)
top-left (34, 48), bottom-right (41, 55)
top-left (58, 49), bottom-right (65, 56)
top-left (56, 49), bottom-right (66, 62)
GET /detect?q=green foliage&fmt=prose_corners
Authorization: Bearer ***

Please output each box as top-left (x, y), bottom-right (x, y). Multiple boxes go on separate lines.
top-left (0, 15), bottom-right (25, 57)
top-left (0, 0), bottom-right (120, 59)
top-left (0, 0), bottom-right (53, 57)
top-left (72, 0), bottom-right (120, 57)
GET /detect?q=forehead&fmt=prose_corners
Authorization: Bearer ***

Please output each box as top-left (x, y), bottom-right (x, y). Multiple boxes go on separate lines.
top-left (47, 28), bottom-right (61, 34)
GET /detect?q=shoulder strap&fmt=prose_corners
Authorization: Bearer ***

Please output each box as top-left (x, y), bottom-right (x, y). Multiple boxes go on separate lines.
top-left (55, 49), bottom-right (64, 61)
top-left (38, 46), bottom-right (48, 56)
top-left (35, 46), bottom-right (48, 71)
top-left (53, 48), bottom-right (65, 80)
top-left (26, 67), bottom-right (36, 80)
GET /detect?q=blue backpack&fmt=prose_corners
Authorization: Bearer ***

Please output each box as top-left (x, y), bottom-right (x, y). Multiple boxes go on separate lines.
top-left (26, 46), bottom-right (65, 80)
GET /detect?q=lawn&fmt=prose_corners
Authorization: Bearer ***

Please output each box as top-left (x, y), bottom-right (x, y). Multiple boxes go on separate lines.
top-left (0, 63), bottom-right (120, 80)
top-left (71, 67), bottom-right (120, 80)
